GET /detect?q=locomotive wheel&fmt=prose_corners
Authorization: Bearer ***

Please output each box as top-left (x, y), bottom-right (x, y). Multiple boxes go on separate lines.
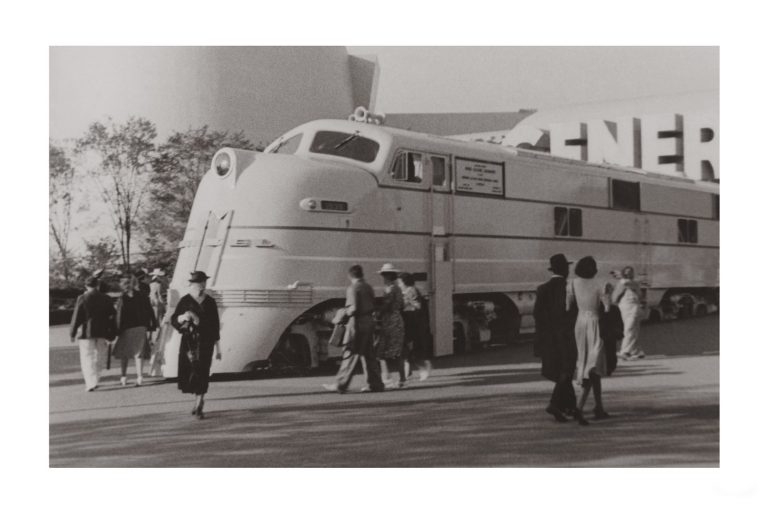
top-left (269, 334), bottom-right (312, 374)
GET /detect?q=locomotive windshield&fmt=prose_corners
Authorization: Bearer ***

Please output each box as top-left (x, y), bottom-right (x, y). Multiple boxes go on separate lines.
top-left (309, 130), bottom-right (380, 163)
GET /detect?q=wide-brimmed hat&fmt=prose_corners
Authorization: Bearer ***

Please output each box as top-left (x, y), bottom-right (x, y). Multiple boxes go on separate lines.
top-left (149, 268), bottom-right (166, 278)
top-left (548, 253), bottom-right (573, 272)
top-left (377, 263), bottom-right (402, 274)
top-left (189, 271), bottom-right (210, 283)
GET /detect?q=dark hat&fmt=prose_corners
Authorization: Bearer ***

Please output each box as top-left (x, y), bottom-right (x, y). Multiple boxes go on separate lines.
top-left (548, 253), bottom-right (573, 272)
top-left (85, 276), bottom-right (99, 288)
top-left (189, 271), bottom-right (210, 283)
top-left (134, 268), bottom-right (147, 278)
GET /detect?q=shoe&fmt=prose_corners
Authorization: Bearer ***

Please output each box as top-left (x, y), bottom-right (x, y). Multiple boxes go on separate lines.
top-left (634, 351), bottom-right (646, 359)
top-left (397, 381), bottom-right (407, 389)
top-left (86, 386), bottom-right (96, 392)
top-left (360, 385), bottom-right (371, 393)
top-left (191, 406), bottom-right (198, 415)
top-left (593, 408), bottom-right (610, 420)
top-left (196, 410), bottom-right (205, 420)
top-left (322, 383), bottom-right (338, 392)
top-left (626, 354), bottom-right (640, 361)
top-left (545, 405), bottom-right (568, 423)
top-left (135, 377), bottom-right (143, 387)
top-left (617, 352), bottom-right (630, 360)
top-left (120, 377), bottom-right (127, 387)
top-left (573, 410), bottom-right (589, 426)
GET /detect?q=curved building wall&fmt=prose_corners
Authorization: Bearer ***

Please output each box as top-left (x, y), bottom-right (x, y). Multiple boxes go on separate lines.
top-left (50, 47), bottom-right (377, 146)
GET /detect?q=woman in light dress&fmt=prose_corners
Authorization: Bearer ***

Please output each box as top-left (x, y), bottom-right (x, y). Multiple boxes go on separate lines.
top-left (566, 256), bottom-right (611, 425)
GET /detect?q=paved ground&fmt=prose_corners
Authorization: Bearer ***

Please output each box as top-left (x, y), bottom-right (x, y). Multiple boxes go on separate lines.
top-left (50, 316), bottom-right (719, 467)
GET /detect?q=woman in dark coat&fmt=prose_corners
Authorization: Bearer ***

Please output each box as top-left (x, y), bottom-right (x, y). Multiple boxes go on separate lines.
top-left (171, 271), bottom-right (221, 419)
top-left (113, 275), bottom-right (157, 387)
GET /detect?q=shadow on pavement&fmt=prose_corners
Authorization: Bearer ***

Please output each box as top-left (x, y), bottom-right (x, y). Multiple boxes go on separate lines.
top-left (49, 389), bottom-right (718, 468)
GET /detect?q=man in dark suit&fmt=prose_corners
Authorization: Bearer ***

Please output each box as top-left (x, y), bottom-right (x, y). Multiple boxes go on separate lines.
top-left (533, 253), bottom-right (577, 422)
top-left (324, 265), bottom-right (385, 393)
top-left (70, 276), bottom-right (116, 391)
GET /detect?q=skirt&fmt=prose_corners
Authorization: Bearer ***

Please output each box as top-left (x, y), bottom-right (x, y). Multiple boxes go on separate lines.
top-left (574, 311), bottom-right (607, 383)
top-left (112, 326), bottom-right (147, 360)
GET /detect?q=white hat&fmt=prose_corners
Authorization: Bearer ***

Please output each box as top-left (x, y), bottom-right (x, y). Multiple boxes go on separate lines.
top-left (377, 263), bottom-right (402, 274)
top-left (150, 268), bottom-right (166, 277)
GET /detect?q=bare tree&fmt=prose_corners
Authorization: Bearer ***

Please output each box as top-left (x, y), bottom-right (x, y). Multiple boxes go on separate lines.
top-left (49, 141), bottom-right (76, 283)
top-left (76, 117), bottom-right (157, 270)
top-left (142, 126), bottom-right (259, 257)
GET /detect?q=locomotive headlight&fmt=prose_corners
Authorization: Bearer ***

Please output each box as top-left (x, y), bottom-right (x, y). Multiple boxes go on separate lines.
top-left (214, 152), bottom-right (232, 177)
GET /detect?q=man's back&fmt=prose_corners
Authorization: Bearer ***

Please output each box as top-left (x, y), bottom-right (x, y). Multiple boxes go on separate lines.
top-left (347, 279), bottom-right (375, 317)
top-left (71, 289), bottom-right (115, 339)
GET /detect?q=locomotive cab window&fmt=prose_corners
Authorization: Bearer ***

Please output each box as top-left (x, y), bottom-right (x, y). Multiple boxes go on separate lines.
top-left (430, 155), bottom-right (451, 189)
top-left (555, 207), bottom-right (582, 237)
top-left (678, 219), bottom-right (698, 244)
top-left (391, 151), bottom-right (424, 183)
top-left (611, 179), bottom-right (641, 211)
top-left (309, 131), bottom-right (380, 163)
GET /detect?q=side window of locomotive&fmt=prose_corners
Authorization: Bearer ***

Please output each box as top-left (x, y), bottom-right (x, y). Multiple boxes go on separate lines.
top-left (678, 219), bottom-right (698, 244)
top-left (309, 131), bottom-right (380, 163)
top-left (431, 155), bottom-right (450, 188)
top-left (270, 133), bottom-right (303, 155)
top-left (554, 207), bottom-right (583, 237)
top-left (391, 151), bottom-right (424, 183)
top-left (611, 179), bottom-right (641, 211)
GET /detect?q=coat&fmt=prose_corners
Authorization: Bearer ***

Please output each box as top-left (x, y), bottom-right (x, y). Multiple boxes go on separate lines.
top-left (343, 278), bottom-right (376, 355)
top-left (171, 293), bottom-right (221, 395)
top-left (69, 289), bottom-right (116, 340)
top-left (533, 276), bottom-right (577, 382)
top-left (115, 292), bottom-right (157, 332)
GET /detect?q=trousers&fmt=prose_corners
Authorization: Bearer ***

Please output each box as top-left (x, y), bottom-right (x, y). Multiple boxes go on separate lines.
top-left (335, 348), bottom-right (384, 391)
top-left (618, 302), bottom-right (643, 355)
top-left (78, 338), bottom-right (107, 390)
top-left (550, 378), bottom-right (576, 412)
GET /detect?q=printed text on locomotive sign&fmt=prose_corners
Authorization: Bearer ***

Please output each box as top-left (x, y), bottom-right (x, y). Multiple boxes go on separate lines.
top-left (455, 158), bottom-right (505, 196)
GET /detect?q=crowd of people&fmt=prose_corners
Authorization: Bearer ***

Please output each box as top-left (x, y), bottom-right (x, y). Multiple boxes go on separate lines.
top-left (534, 253), bottom-right (645, 426)
top-left (322, 264), bottom-right (433, 394)
top-left (68, 255), bottom-right (645, 422)
top-left (69, 268), bottom-right (220, 418)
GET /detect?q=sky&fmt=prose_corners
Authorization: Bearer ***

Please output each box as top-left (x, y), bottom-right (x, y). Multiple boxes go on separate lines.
top-left (348, 46), bottom-right (718, 113)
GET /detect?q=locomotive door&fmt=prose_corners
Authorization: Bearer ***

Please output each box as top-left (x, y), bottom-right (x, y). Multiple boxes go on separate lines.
top-left (428, 154), bottom-right (454, 357)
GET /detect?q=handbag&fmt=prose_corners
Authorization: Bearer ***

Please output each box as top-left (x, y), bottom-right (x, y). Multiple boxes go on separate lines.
top-left (329, 323), bottom-right (346, 347)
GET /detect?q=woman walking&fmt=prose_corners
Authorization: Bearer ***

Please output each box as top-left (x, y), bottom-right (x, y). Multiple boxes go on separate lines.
top-left (399, 272), bottom-right (432, 381)
top-left (171, 271), bottom-right (222, 419)
top-left (113, 275), bottom-right (157, 387)
top-left (375, 263), bottom-right (407, 388)
top-left (147, 269), bottom-right (168, 377)
top-left (566, 256), bottom-right (611, 425)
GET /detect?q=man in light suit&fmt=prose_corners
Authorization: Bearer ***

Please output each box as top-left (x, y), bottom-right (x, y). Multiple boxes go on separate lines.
top-left (70, 276), bottom-right (116, 391)
top-left (533, 253), bottom-right (577, 422)
top-left (323, 265), bottom-right (385, 393)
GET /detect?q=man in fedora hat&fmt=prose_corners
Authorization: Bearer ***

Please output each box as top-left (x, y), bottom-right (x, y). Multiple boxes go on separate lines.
top-left (533, 253), bottom-right (578, 422)
top-left (324, 265), bottom-right (384, 393)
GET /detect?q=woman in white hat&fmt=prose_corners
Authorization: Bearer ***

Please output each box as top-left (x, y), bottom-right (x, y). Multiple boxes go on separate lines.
top-left (375, 263), bottom-right (407, 388)
top-left (147, 268), bottom-right (168, 377)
